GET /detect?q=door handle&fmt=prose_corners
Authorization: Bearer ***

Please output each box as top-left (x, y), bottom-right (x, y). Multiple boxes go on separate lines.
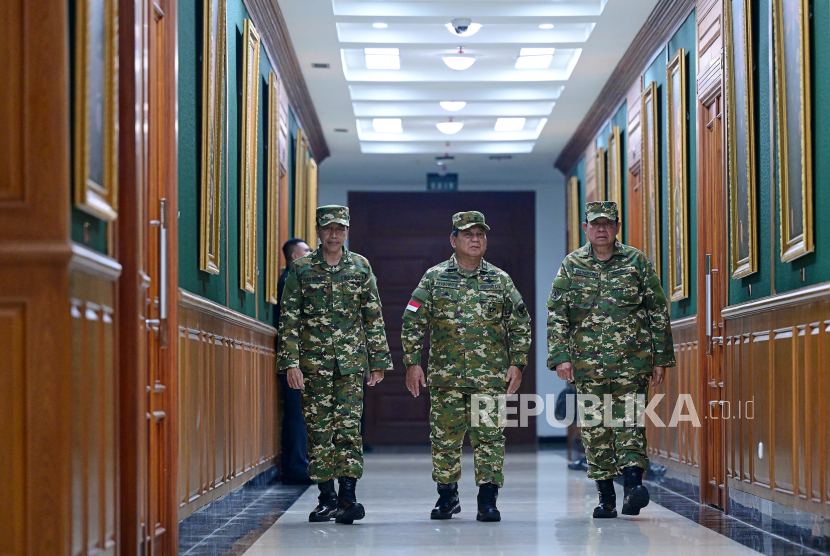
top-left (706, 254), bottom-right (713, 355)
top-left (146, 198), bottom-right (169, 347)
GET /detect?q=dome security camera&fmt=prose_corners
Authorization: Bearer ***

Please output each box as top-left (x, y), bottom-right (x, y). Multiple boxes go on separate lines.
top-left (451, 18), bottom-right (472, 34)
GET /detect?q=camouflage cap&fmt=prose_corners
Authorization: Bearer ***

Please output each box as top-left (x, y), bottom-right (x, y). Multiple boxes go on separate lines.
top-left (316, 205), bottom-right (350, 227)
top-left (452, 211), bottom-right (490, 231)
top-left (586, 201), bottom-right (619, 222)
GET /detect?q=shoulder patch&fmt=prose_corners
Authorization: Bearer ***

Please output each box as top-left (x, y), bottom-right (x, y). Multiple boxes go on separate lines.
top-left (573, 268), bottom-right (600, 279)
top-left (552, 290), bottom-right (563, 302)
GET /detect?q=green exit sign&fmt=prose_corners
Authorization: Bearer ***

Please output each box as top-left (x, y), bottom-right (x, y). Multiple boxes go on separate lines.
top-left (427, 173), bottom-right (458, 191)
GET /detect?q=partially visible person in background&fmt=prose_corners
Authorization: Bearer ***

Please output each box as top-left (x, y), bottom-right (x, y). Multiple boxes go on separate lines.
top-left (277, 238), bottom-right (312, 485)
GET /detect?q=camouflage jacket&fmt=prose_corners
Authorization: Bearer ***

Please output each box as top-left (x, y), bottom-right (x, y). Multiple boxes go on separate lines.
top-left (401, 255), bottom-right (532, 389)
top-left (277, 248), bottom-right (393, 376)
top-left (547, 241), bottom-right (675, 380)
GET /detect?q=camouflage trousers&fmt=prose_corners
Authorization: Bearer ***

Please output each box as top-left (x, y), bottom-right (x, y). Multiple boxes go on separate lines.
top-left (576, 374), bottom-right (651, 481)
top-left (429, 386), bottom-right (505, 487)
top-left (300, 366), bottom-right (363, 482)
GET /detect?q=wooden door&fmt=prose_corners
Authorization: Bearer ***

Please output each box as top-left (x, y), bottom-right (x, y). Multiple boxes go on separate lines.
top-left (348, 192), bottom-right (537, 446)
top-left (698, 96), bottom-right (728, 509)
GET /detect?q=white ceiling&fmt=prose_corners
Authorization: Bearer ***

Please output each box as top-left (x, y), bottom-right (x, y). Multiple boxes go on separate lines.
top-left (278, 0), bottom-right (660, 186)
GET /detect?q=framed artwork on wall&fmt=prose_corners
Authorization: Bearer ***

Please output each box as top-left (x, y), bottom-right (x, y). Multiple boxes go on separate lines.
top-left (726, 0), bottom-right (759, 278)
top-left (773, 0), bottom-right (813, 262)
top-left (667, 49), bottom-right (689, 301)
top-left (293, 128), bottom-right (308, 240)
top-left (607, 126), bottom-right (623, 238)
top-left (641, 80), bottom-right (661, 276)
top-left (567, 176), bottom-right (581, 252)
top-left (239, 19), bottom-right (261, 294)
top-left (305, 158), bottom-right (319, 248)
top-left (594, 147), bottom-right (606, 202)
top-left (266, 73), bottom-right (280, 305)
top-left (199, 0), bottom-right (226, 275)
top-left (73, 0), bottom-right (119, 222)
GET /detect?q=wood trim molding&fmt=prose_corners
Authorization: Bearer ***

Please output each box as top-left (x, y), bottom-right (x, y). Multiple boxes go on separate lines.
top-left (721, 282), bottom-right (830, 320)
top-left (178, 288), bottom-right (277, 337)
top-left (69, 243), bottom-right (122, 281)
top-left (554, 0), bottom-right (695, 174)
top-left (243, 0), bottom-right (329, 162)
top-left (670, 315), bottom-right (698, 331)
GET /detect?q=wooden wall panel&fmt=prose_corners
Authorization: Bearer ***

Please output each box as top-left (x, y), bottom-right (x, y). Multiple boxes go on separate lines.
top-left (177, 290), bottom-right (279, 519)
top-left (722, 286), bottom-right (830, 516)
top-left (626, 82), bottom-right (644, 250)
top-left (648, 317), bottom-right (700, 475)
top-left (69, 253), bottom-right (120, 556)
top-left (0, 303), bottom-right (25, 555)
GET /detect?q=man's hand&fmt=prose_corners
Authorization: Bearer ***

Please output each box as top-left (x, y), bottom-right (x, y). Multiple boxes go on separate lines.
top-left (555, 361), bottom-right (574, 382)
top-left (367, 370), bottom-right (385, 387)
top-left (506, 366), bottom-right (522, 395)
top-left (651, 366), bottom-right (665, 387)
top-left (286, 368), bottom-right (304, 390)
top-left (406, 365), bottom-right (427, 397)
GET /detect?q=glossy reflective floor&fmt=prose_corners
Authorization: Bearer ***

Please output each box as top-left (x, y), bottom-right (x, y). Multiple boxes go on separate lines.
top-left (243, 451), bottom-right (765, 555)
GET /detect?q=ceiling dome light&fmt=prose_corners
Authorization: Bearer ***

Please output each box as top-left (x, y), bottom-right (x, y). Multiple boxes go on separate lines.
top-left (439, 101), bottom-right (466, 112)
top-left (373, 118), bottom-right (403, 133)
top-left (443, 55), bottom-right (476, 71)
top-left (372, 22), bottom-right (388, 29)
top-left (436, 121), bottom-right (463, 134)
top-left (445, 22), bottom-right (482, 37)
top-left (539, 23), bottom-right (555, 29)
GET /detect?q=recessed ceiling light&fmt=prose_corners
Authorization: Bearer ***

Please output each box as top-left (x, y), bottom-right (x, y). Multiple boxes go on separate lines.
top-left (495, 118), bottom-right (526, 132)
top-left (373, 118), bottom-right (403, 133)
top-left (334, 128), bottom-right (348, 133)
top-left (312, 63), bottom-right (330, 69)
top-left (440, 101), bottom-right (466, 112)
top-left (520, 48), bottom-right (556, 56)
top-left (539, 24), bottom-right (555, 29)
top-left (437, 121), bottom-right (463, 134)
top-left (445, 22), bottom-right (482, 37)
top-left (515, 55), bottom-right (553, 69)
top-left (364, 48), bottom-right (400, 70)
top-left (443, 55), bottom-right (476, 71)
top-left (373, 22), bottom-right (388, 29)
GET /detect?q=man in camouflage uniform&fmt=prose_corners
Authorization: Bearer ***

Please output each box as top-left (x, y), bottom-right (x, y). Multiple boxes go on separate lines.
top-left (278, 205), bottom-right (393, 524)
top-left (402, 211), bottom-right (531, 522)
top-left (547, 201), bottom-right (675, 518)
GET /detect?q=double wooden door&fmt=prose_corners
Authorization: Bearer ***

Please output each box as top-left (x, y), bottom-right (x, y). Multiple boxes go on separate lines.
top-left (348, 191), bottom-right (537, 447)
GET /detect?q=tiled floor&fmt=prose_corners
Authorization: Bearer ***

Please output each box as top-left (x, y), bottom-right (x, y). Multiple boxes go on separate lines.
top-left (180, 450), bottom-right (829, 555)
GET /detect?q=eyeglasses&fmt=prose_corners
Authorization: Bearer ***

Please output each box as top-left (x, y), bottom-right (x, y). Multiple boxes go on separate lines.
top-left (589, 221), bottom-right (617, 230)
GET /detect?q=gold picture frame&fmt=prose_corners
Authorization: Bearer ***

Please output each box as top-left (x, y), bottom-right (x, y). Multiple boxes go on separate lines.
top-left (726, 0), bottom-right (758, 278)
top-left (293, 128), bottom-right (308, 240)
top-left (667, 49), bottom-right (689, 301)
top-left (266, 73), bottom-right (281, 305)
top-left (567, 176), bottom-right (581, 252)
top-left (594, 147), bottom-right (606, 202)
top-left (607, 126), bottom-right (622, 209)
top-left (305, 158), bottom-right (319, 248)
top-left (641, 80), bottom-right (661, 276)
top-left (240, 19), bottom-right (261, 293)
top-left (773, 0), bottom-right (813, 262)
top-left (73, 0), bottom-right (119, 221)
top-left (199, 0), bottom-right (226, 275)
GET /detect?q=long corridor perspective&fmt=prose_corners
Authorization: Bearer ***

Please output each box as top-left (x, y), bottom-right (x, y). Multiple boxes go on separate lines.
top-left (6, 0), bottom-right (830, 554)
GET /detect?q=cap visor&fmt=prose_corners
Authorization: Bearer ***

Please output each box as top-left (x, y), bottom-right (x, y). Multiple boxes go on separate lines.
top-left (588, 213), bottom-right (617, 222)
top-left (319, 219), bottom-right (350, 227)
top-left (455, 222), bottom-right (490, 231)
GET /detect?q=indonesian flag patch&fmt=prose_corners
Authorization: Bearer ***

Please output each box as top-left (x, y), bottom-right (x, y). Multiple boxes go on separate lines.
top-left (406, 300), bottom-right (422, 312)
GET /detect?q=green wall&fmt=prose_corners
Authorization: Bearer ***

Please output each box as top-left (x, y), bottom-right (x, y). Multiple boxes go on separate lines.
top-left (730, 0), bottom-right (830, 302)
top-left (178, 0), bottom-right (298, 324)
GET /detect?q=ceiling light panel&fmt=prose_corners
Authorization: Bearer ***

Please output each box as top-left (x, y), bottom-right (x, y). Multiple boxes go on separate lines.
top-left (371, 118), bottom-right (403, 133)
top-left (515, 55), bottom-right (553, 69)
top-left (331, 0), bottom-right (606, 18)
top-left (519, 48), bottom-right (556, 56)
top-left (357, 117), bottom-right (548, 142)
top-left (352, 100), bottom-right (555, 118)
top-left (336, 22), bottom-right (595, 44)
top-left (348, 84), bottom-right (564, 102)
top-left (495, 118), bottom-right (526, 132)
top-left (360, 142), bottom-right (536, 155)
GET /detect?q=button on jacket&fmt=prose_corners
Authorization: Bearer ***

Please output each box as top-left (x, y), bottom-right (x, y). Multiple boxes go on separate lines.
top-left (401, 255), bottom-right (532, 389)
top-left (277, 248), bottom-right (393, 376)
top-left (547, 241), bottom-right (675, 381)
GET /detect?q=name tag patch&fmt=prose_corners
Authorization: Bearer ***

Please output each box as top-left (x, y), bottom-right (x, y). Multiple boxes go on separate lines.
top-left (435, 281), bottom-right (460, 289)
top-left (479, 284), bottom-right (502, 291)
top-left (573, 268), bottom-right (600, 278)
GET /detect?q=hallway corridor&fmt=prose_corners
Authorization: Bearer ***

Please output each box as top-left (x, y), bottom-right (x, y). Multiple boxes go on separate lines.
top-left (232, 451), bottom-right (761, 555)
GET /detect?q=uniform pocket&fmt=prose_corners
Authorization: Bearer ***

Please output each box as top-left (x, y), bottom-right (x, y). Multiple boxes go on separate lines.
top-left (568, 278), bottom-right (598, 309)
top-left (479, 292), bottom-right (504, 321)
top-left (612, 275), bottom-right (642, 306)
top-left (434, 287), bottom-right (459, 319)
top-left (302, 283), bottom-right (330, 315)
top-left (341, 280), bottom-right (362, 313)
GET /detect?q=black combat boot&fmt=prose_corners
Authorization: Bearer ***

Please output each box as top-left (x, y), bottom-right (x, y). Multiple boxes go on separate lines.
top-left (334, 476), bottom-right (365, 524)
top-left (592, 479), bottom-right (617, 518)
top-left (308, 479), bottom-right (338, 522)
top-left (621, 466), bottom-right (650, 516)
top-left (430, 482), bottom-right (461, 519)
top-left (476, 483), bottom-right (501, 522)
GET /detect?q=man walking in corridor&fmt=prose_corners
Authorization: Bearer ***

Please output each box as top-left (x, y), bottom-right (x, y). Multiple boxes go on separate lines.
top-left (547, 201), bottom-right (675, 519)
top-left (402, 211), bottom-right (531, 522)
top-left (278, 205), bottom-right (393, 524)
